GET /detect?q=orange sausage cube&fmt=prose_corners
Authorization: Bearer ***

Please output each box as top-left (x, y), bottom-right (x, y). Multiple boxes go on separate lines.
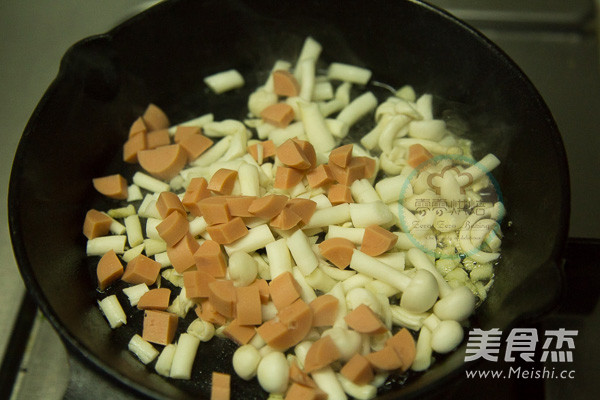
top-left (269, 208), bottom-right (302, 231)
top-left (303, 335), bottom-right (341, 373)
top-left (329, 144), bottom-right (353, 168)
top-left (354, 156), bottom-right (376, 179)
top-left (167, 233), bottom-right (200, 273)
top-left (142, 103), bottom-right (170, 131)
top-left (83, 209), bottom-right (113, 240)
top-left (138, 144), bottom-right (187, 180)
top-left (284, 198), bottom-right (317, 226)
top-left (361, 224), bottom-right (398, 256)
top-left (260, 103), bottom-right (295, 128)
top-left (198, 197), bottom-right (231, 225)
top-left (123, 131), bottom-right (147, 163)
top-left (291, 139), bottom-right (317, 169)
top-left (174, 126), bottom-right (200, 142)
top-left (365, 345), bottom-right (403, 371)
top-left (235, 285), bottom-right (262, 326)
top-left (129, 116), bottom-right (147, 138)
top-left (146, 129), bottom-right (171, 149)
top-left (211, 372), bottom-right (231, 400)
top-left (193, 240), bottom-right (227, 278)
top-left (257, 299), bottom-right (313, 351)
top-left (344, 304), bottom-right (387, 335)
top-left (142, 310), bottom-right (178, 345)
top-left (122, 254), bottom-right (161, 286)
top-left (272, 70), bottom-right (300, 97)
top-left (289, 361), bottom-right (318, 388)
top-left (156, 191), bottom-right (186, 218)
top-left (208, 280), bottom-right (236, 318)
top-left (92, 174), bottom-right (128, 200)
top-left (206, 217), bottom-right (249, 245)
top-left (198, 299), bottom-right (227, 326)
top-left (269, 271), bottom-right (302, 310)
top-left (137, 288), bottom-right (171, 310)
top-left (208, 169), bottom-right (238, 195)
top-left (248, 194), bottom-right (288, 220)
top-left (224, 196), bottom-right (257, 218)
top-left (329, 158), bottom-right (365, 186)
top-left (156, 211), bottom-right (189, 247)
top-left (276, 139), bottom-right (311, 170)
top-left (407, 143), bottom-right (434, 168)
top-left (223, 319), bottom-right (257, 346)
top-left (306, 164), bottom-right (335, 188)
top-left (274, 166), bottom-right (304, 189)
top-left (184, 270), bottom-right (216, 299)
top-left (179, 133), bottom-right (213, 162)
top-left (248, 279), bottom-right (270, 304)
top-left (309, 294), bottom-right (339, 327)
top-left (182, 177), bottom-right (211, 216)
top-left (386, 328), bottom-right (417, 372)
top-left (318, 237), bottom-right (355, 270)
top-left (327, 184), bottom-right (353, 205)
top-left (340, 354), bottom-right (374, 385)
top-left (96, 250), bottom-right (123, 290)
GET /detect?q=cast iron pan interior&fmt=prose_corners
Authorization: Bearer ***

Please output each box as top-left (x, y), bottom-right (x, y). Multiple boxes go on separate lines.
top-left (8, 0), bottom-right (569, 398)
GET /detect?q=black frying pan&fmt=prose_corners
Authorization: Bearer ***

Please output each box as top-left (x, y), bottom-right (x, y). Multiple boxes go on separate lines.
top-left (8, 0), bottom-right (569, 398)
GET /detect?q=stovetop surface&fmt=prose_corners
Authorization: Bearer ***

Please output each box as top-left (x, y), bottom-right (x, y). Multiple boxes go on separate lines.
top-left (1, 1), bottom-right (599, 399)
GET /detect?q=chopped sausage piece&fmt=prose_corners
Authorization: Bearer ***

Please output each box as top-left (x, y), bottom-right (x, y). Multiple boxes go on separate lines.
top-left (329, 158), bottom-right (366, 186)
top-left (291, 139), bottom-right (317, 169)
top-left (174, 125), bottom-right (201, 142)
top-left (235, 285), bottom-right (262, 326)
top-left (248, 140), bottom-right (276, 163)
top-left (340, 353), bottom-right (374, 385)
top-left (198, 299), bottom-right (227, 326)
top-left (142, 310), bottom-right (178, 345)
top-left (303, 335), bottom-right (341, 373)
top-left (276, 139), bottom-right (311, 170)
top-left (194, 240), bottom-right (227, 278)
top-left (224, 196), bottom-right (257, 218)
top-left (211, 372), bottom-right (231, 400)
top-left (272, 70), bottom-right (300, 97)
top-left (206, 217), bottom-right (249, 245)
top-left (354, 156), bottom-right (376, 179)
top-left (92, 174), bottom-right (128, 200)
top-left (123, 131), bottom-right (147, 163)
top-left (179, 133), bottom-right (213, 162)
top-left (208, 168), bottom-right (238, 195)
top-left (407, 143), bottom-right (434, 168)
top-left (306, 164), bottom-right (335, 188)
top-left (344, 304), bottom-right (387, 335)
top-left (83, 209), bottom-right (113, 239)
top-left (284, 198), bottom-right (317, 226)
top-left (257, 298), bottom-right (312, 351)
top-left (142, 104), bottom-right (170, 131)
top-left (122, 254), bottom-right (161, 285)
top-left (386, 328), bottom-right (416, 372)
top-left (248, 279), bottom-right (270, 304)
top-left (146, 129), bottom-right (171, 149)
top-left (269, 208), bottom-right (302, 231)
top-left (318, 237), bottom-right (355, 270)
top-left (223, 319), bottom-right (257, 345)
top-left (289, 361), bottom-right (318, 388)
top-left (365, 345), bottom-right (403, 371)
top-left (96, 250), bottom-right (123, 290)
top-left (309, 294), bottom-right (339, 327)
top-left (285, 383), bottom-right (327, 400)
top-left (156, 211), bottom-right (189, 247)
top-left (260, 103), bottom-right (295, 128)
top-left (137, 288), bottom-right (171, 310)
top-left (361, 224), bottom-right (398, 256)
top-left (208, 280), bottom-right (236, 318)
top-left (138, 144), bottom-right (187, 180)
top-left (129, 116), bottom-right (147, 138)
top-left (329, 144), bottom-right (353, 168)
top-left (198, 197), bottom-right (231, 225)
top-left (274, 166), bottom-right (304, 189)
top-left (167, 233), bottom-right (200, 273)
top-left (269, 271), bottom-right (302, 310)
top-left (248, 194), bottom-right (288, 220)
top-left (182, 177), bottom-right (211, 216)
top-left (327, 183), bottom-right (353, 205)
top-left (156, 191), bottom-right (186, 218)
top-left (184, 270), bottom-right (216, 299)
top-left (193, 240), bottom-right (227, 278)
